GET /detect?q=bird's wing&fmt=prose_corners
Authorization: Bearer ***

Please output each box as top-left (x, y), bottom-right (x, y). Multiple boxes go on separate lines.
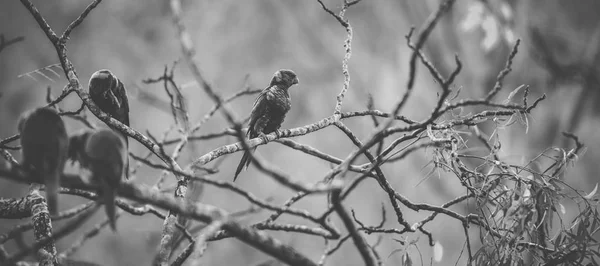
top-left (114, 78), bottom-right (130, 127)
top-left (247, 86), bottom-right (275, 138)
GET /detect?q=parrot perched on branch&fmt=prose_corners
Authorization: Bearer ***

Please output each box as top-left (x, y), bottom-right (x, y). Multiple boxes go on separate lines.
top-left (18, 107), bottom-right (69, 215)
top-left (67, 129), bottom-right (93, 167)
top-left (234, 69), bottom-right (299, 181)
top-left (73, 129), bottom-right (127, 231)
top-left (88, 69), bottom-right (130, 178)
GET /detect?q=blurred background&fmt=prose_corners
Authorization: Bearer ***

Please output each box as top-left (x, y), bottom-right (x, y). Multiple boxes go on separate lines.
top-left (1, 0), bottom-right (599, 265)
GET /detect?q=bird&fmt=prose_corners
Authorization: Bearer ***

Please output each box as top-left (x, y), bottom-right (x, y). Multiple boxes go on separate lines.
top-left (18, 107), bottom-right (69, 215)
top-left (233, 69), bottom-right (299, 181)
top-left (67, 129), bottom-right (93, 167)
top-left (88, 69), bottom-right (130, 178)
top-left (84, 129), bottom-right (127, 231)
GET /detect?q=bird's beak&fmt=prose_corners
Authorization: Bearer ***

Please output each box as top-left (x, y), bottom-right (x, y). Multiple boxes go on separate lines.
top-left (292, 76), bottom-right (299, 85)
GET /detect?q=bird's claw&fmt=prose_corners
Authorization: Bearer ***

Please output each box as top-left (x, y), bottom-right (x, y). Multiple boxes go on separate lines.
top-left (259, 133), bottom-right (269, 143)
top-left (275, 130), bottom-right (283, 138)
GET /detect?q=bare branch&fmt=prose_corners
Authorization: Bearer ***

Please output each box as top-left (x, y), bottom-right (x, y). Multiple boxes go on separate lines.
top-left (169, 0), bottom-right (238, 125)
top-left (4, 202), bottom-right (100, 265)
top-left (131, 153), bottom-right (328, 226)
top-left (396, 0), bottom-right (457, 116)
top-left (316, 0), bottom-right (359, 116)
top-left (178, 220), bottom-right (224, 265)
top-left (0, 170), bottom-right (320, 266)
top-left (0, 201), bottom-right (96, 245)
top-left (61, 0), bottom-right (103, 42)
top-left (331, 191), bottom-right (376, 266)
top-left (18, 0), bottom-right (185, 172)
top-left (485, 39), bottom-right (521, 101)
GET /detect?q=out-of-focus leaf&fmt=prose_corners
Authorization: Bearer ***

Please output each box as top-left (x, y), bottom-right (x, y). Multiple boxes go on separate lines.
top-left (499, 2), bottom-right (513, 19)
top-left (433, 241), bottom-right (444, 262)
top-left (503, 28), bottom-right (517, 45)
top-left (460, 1), bottom-right (484, 32)
top-left (558, 203), bottom-right (566, 215)
top-left (481, 15), bottom-right (500, 51)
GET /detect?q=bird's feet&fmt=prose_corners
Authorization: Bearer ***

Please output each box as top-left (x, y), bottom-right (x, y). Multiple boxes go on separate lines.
top-left (258, 133), bottom-right (269, 143)
top-left (275, 130), bottom-right (283, 138)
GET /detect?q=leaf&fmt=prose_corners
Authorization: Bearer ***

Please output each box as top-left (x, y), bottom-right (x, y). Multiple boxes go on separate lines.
top-left (558, 203), bottom-right (566, 215)
top-left (584, 183), bottom-right (598, 199)
top-left (426, 124), bottom-right (435, 140)
top-left (433, 241), bottom-right (444, 262)
top-left (570, 218), bottom-right (580, 230)
top-left (402, 253), bottom-right (412, 266)
top-left (505, 84), bottom-right (525, 103)
top-left (481, 15), bottom-right (500, 51)
top-left (523, 186), bottom-right (531, 202)
top-left (553, 234), bottom-right (563, 246)
top-left (524, 113), bottom-right (529, 134)
top-left (460, 2), bottom-right (485, 32)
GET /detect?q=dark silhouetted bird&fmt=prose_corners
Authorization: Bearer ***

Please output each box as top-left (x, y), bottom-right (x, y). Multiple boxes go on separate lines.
top-left (234, 69), bottom-right (299, 181)
top-left (18, 107), bottom-right (68, 215)
top-left (84, 129), bottom-right (127, 231)
top-left (88, 69), bottom-right (130, 178)
top-left (67, 129), bottom-right (93, 167)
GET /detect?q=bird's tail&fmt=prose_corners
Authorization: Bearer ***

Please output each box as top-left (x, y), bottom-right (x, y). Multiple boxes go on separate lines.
top-left (45, 169), bottom-right (60, 216)
top-left (233, 147), bottom-right (256, 182)
top-left (233, 151), bottom-right (250, 182)
top-left (102, 181), bottom-right (117, 231)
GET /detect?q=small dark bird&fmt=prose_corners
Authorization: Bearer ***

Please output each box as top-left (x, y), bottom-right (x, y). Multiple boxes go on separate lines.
top-left (84, 129), bottom-right (127, 231)
top-left (233, 69), bottom-right (299, 181)
top-left (67, 129), bottom-right (93, 167)
top-left (18, 107), bottom-right (69, 215)
top-left (88, 69), bottom-right (130, 178)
